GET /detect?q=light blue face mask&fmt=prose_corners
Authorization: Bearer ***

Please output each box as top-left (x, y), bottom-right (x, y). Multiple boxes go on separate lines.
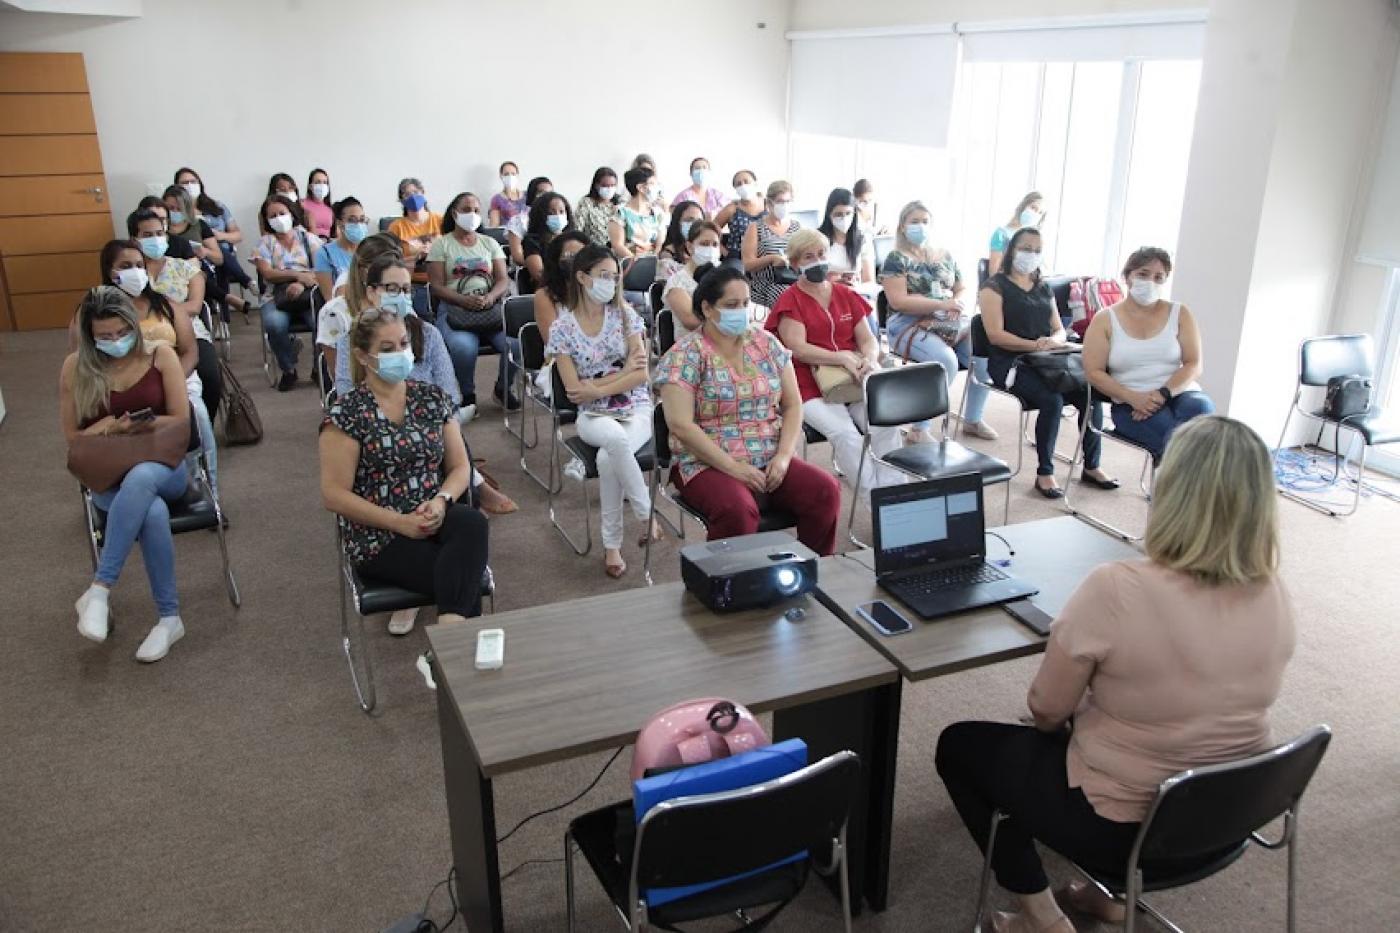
top-left (904, 223), bottom-right (929, 246)
top-left (680, 220), bottom-right (694, 238)
top-left (344, 221), bottom-right (370, 244)
top-left (169, 211), bottom-right (187, 226)
top-left (138, 235), bottom-right (169, 259)
top-left (546, 214), bottom-right (567, 234)
top-left (715, 306), bottom-right (749, 336)
top-left (378, 291), bottom-right (414, 317)
top-left (95, 332), bottom-right (137, 358)
top-left (373, 348), bottom-right (414, 383)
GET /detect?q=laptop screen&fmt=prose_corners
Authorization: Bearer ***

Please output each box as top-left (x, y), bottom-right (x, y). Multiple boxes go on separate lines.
top-left (871, 474), bottom-right (986, 576)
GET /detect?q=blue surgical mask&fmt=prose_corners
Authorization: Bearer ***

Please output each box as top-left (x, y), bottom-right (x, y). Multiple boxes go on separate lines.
top-left (95, 333), bottom-right (137, 358)
top-left (715, 306), bottom-right (749, 336)
top-left (403, 193), bottom-right (427, 213)
top-left (344, 221), bottom-right (369, 244)
top-left (545, 214), bottom-right (567, 234)
top-left (691, 168), bottom-right (708, 187)
top-left (138, 235), bottom-right (169, 259)
top-left (680, 220), bottom-right (694, 238)
top-left (904, 223), bottom-right (929, 246)
top-left (373, 348), bottom-right (415, 383)
top-left (378, 290), bottom-right (414, 317)
top-left (169, 210), bottom-right (187, 226)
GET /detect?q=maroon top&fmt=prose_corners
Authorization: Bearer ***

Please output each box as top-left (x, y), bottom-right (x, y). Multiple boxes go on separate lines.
top-left (84, 363), bottom-right (166, 426)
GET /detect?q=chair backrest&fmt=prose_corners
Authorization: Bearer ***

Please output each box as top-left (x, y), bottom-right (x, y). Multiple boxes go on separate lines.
top-left (520, 321), bottom-right (547, 371)
top-left (377, 216), bottom-right (394, 232)
top-left (1299, 334), bottom-right (1375, 386)
top-left (791, 209), bottom-right (820, 230)
top-left (648, 279), bottom-right (665, 315)
top-left (977, 258), bottom-right (990, 290)
top-left (876, 291), bottom-right (890, 330)
top-left (480, 226), bottom-right (509, 247)
top-left (866, 361), bottom-right (948, 427)
top-left (970, 313), bottom-right (992, 358)
top-left (503, 295), bottom-right (535, 341)
top-left (1136, 725), bottom-right (1332, 863)
top-left (651, 401), bottom-right (672, 469)
top-left (515, 265), bottom-right (536, 295)
top-left (1043, 274), bottom-right (1075, 328)
top-left (872, 235), bottom-right (896, 271)
top-left (633, 750), bottom-right (859, 892)
top-left (656, 309), bottom-right (677, 356)
top-left (551, 360), bottom-right (579, 414)
top-left (624, 255), bottom-right (657, 291)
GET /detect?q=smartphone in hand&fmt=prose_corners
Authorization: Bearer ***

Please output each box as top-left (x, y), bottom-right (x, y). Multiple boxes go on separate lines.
top-left (127, 407), bottom-right (156, 423)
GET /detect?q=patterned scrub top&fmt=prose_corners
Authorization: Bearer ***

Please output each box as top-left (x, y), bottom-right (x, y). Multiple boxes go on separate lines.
top-left (544, 305), bottom-right (649, 415)
top-left (321, 381), bottom-right (454, 564)
top-left (575, 196), bottom-right (618, 248)
top-left (654, 328), bottom-right (792, 482)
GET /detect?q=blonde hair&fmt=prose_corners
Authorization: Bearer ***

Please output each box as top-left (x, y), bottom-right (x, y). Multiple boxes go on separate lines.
top-left (345, 232), bottom-right (405, 319)
top-left (347, 308), bottom-right (403, 386)
top-left (765, 179), bottom-right (792, 203)
top-left (1008, 190), bottom-right (1047, 228)
top-left (1145, 416), bottom-right (1279, 585)
top-left (894, 200), bottom-right (933, 256)
top-left (71, 286), bottom-right (149, 423)
top-left (786, 227), bottom-right (830, 263)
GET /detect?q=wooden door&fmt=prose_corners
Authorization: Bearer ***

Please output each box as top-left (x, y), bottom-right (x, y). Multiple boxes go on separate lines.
top-left (0, 52), bottom-right (112, 331)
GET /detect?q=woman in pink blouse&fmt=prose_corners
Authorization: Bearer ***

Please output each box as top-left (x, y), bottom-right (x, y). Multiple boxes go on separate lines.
top-left (936, 415), bottom-right (1295, 933)
top-left (654, 265), bottom-right (841, 555)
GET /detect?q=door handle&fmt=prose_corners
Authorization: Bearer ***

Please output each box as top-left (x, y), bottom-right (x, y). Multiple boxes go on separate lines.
top-left (74, 186), bottom-right (105, 203)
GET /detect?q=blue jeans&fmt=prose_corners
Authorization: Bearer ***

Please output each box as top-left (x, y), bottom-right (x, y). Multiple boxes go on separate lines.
top-left (91, 460), bottom-right (189, 617)
top-left (191, 395), bottom-right (218, 495)
top-left (890, 324), bottom-right (991, 427)
top-left (435, 319), bottom-right (518, 401)
top-left (1110, 391), bottom-right (1215, 460)
top-left (992, 360), bottom-right (1102, 476)
top-left (261, 302), bottom-right (314, 374)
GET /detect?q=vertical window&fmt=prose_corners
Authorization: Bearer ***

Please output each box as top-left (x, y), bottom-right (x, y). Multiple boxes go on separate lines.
top-left (1117, 60), bottom-right (1204, 263)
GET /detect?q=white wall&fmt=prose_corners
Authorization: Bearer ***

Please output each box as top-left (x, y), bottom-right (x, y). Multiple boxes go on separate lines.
top-left (0, 0), bottom-right (790, 239)
top-left (787, 0), bottom-right (1204, 32)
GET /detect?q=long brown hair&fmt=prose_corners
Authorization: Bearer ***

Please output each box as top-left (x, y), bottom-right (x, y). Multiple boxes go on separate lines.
top-left (71, 286), bottom-right (149, 423)
top-left (361, 253), bottom-right (423, 363)
top-left (98, 239), bottom-right (174, 325)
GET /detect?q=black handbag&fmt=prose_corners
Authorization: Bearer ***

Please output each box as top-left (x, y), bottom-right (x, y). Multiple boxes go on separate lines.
top-left (1020, 350), bottom-right (1087, 395)
top-left (771, 265), bottom-right (800, 286)
top-left (1324, 374), bottom-right (1372, 421)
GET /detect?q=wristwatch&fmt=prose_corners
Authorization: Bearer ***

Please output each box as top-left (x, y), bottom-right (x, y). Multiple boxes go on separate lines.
top-left (1157, 386), bottom-right (1173, 402)
top-left (435, 491), bottom-right (455, 507)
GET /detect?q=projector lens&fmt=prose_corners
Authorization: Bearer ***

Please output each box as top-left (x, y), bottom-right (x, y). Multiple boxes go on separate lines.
top-left (775, 567), bottom-right (799, 593)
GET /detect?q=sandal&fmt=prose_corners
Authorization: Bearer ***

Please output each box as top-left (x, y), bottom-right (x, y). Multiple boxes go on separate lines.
top-left (636, 520), bottom-right (663, 547)
top-left (1058, 880), bottom-right (1126, 924)
top-left (605, 557), bottom-right (627, 579)
top-left (990, 910), bottom-right (1075, 933)
top-left (481, 494), bottom-right (518, 515)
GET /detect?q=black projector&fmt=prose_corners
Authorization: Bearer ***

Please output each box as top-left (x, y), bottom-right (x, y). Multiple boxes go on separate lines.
top-left (680, 532), bottom-right (819, 612)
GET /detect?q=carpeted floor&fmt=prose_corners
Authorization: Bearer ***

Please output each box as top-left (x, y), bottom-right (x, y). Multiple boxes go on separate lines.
top-left (1, 322), bottom-right (1396, 932)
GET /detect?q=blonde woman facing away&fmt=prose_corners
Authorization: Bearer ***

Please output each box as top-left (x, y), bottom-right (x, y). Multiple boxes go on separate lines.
top-left (936, 416), bottom-right (1294, 933)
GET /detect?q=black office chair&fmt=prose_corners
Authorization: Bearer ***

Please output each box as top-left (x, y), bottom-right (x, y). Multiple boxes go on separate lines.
top-left (977, 258), bottom-right (990, 291)
top-left (82, 450), bottom-right (239, 609)
top-left (1043, 274), bottom-right (1077, 334)
top-left (548, 366), bottom-right (655, 556)
top-left (958, 316), bottom-right (1037, 521)
top-left (260, 285), bottom-right (322, 388)
top-left (516, 320), bottom-right (574, 493)
top-left (971, 725), bottom-right (1332, 933)
top-left (201, 299), bottom-right (232, 362)
top-left (515, 265), bottom-right (536, 296)
top-left (647, 280), bottom-right (667, 354)
top-left (337, 519), bottom-right (495, 715)
top-left (565, 749), bottom-right (861, 933)
top-left (377, 216), bottom-right (394, 233)
top-left (479, 226), bottom-right (509, 248)
top-left (871, 235), bottom-right (896, 272)
top-left (848, 362), bottom-right (1011, 545)
top-left (622, 256), bottom-right (659, 330)
top-left (643, 400), bottom-right (798, 585)
top-left (1064, 384), bottom-right (1155, 543)
top-left (1274, 334), bottom-right (1399, 517)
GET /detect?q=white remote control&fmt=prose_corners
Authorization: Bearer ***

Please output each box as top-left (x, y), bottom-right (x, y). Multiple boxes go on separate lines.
top-left (475, 628), bottom-right (505, 670)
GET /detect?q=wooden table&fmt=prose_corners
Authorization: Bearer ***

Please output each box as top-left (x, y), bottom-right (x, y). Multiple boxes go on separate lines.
top-left (814, 515), bottom-right (1144, 680)
top-left (428, 583), bottom-right (902, 933)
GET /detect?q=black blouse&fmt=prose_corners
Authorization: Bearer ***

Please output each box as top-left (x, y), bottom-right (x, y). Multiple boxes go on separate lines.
top-left (982, 273), bottom-right (1057, 374)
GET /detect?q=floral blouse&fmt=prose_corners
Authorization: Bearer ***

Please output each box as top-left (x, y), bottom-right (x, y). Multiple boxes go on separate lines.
top-left (880, 248), bottom-right (964, 341)
top-left (575, 196), bottom-right (618, 248)
top-left (654, 328), bottom-right (792, 482)
top-left (545, 305), bottom-right (649, 415)
top-left (322, 381), bottom-right (454, 564)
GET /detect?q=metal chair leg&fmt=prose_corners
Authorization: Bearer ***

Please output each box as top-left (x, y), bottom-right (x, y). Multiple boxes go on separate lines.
top-left (549, 462), bottom-right (594, 556)
top-left (972, 811), bottom-right (1005, 932)
top-left (204, 473), bottom-right (241, 608)
top-left (1063, 412), bottom-right (1146, 543)
top-left (521, 415), bottom-right (564, 494)
top-left (261, 329), bottom-right (277, 388)
top-left (845, 437), bottom-right (872, 548)
top-left (564, 829), bottom-right (577, 933)
top-left (837, 828), bottom-right (852, 933)
top-left (338, 559), bottom-right (378, 715)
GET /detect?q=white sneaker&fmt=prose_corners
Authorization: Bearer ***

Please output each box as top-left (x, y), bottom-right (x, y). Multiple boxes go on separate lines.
top-left (135, 617), bottom-right (184, 662)
top-left (387, 608), bottom-right (417, 636)
top-left (563, 456), bottom-right (587, 482)
top-left (76, 587), bottom-right (109, 643)
top-left (963, 420), bottom-right (1000, 440)
top-left (457, 403), bottom-right (478, 424)
top-left (415, 653), bottom-right (437, 691)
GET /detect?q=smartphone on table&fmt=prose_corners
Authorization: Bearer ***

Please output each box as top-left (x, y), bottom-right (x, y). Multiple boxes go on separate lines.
top-left (855, 600), bottom-right (914, 637)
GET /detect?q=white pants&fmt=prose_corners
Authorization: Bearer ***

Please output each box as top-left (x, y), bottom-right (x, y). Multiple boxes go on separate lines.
top-left (801, 397), bottom-right (906, 492)
top-left (574, 404), bottom-right (654, 550)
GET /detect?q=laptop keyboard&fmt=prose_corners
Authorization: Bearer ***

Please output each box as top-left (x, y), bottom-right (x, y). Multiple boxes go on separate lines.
top-left (891, 563), bottom-right (1007, 596)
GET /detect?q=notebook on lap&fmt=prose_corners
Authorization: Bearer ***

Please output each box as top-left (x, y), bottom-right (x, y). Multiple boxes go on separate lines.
top-left (871, 474), bottom-right (1037, 619)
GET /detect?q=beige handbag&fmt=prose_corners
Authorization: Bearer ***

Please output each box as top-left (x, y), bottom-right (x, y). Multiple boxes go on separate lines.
top-left (814, 365), bottom-right (864, 404)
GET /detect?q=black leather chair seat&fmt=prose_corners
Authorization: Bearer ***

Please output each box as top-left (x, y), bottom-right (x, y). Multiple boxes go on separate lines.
top-left (564, 435), bottom-right (656, 479)
top-left (802, 422), bottom-right (827, 445)
top-left (354, 566), bottom-right (494, 616)
top-left (1084, 840), bottom-right (1249, 895)
top-left (92, 481), bottom-right (216, 536)
top-left (1307, 408), bottom-right (1400, 446)
top-left (882, 442), bottom-right (1013, 484)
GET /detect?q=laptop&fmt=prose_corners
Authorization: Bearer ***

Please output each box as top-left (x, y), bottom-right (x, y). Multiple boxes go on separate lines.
top-left (871, 473), bottom-right (1038, 619)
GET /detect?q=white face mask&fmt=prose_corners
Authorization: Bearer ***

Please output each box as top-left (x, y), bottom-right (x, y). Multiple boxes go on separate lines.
top-left (597, 185), bottom-right (617, 200)
top-left (735, 182), bottom-right (756, 200)
top-left (455, 211), bottom-right (482, 232)
top-left (1020, 208), bottom-right (1041, 227)
top-left (831, 212), bottom-right (854, 233)
top-left (278, 191), bottom-right (298, 203)
top-left (268, 212), bottom-right (294, 234)
top-left (587, 276), bottom-right (616, 304)
top-left (181, 181), bottom-right (201, 199)
top-left (310, 182), bottom-right (329, 199)
top-left (1129, 278), bottom-right (1162, 305)
top-left (692, 244), bottom-right (721, 266)
top-left (770, 202), bottom-right (790, 221)
top-left (114, 266), bottom-right (149, 297)
top-left (501, 174), bottom-right (518, 191)
top-left (1012, 250), bottom-right (1041, 275)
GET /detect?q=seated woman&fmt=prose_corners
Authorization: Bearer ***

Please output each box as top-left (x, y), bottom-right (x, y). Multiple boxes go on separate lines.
top-left (320, 309), bottom-right (490, 645)
top-left (936, 415), bottom-right (1294, 933)
top-left (174, 166), bottom-right (255, 298)
top-left (162, 186), bottom-right (222, 271)
top-left (301, 167), bottom-right (335, 239)
top-left (317, 231), bottom-right (398, 385)
top-left (656, 200), bottom-right (707, 283)
top-left (714, 169), bottom-right (765, 262)
top-left (1083, 246), bottom-right (1214, 461)
top-left (533, 231), bottom-right (590, 344)
top-left (520, 192), bottom-right (574, 292)
top-left (881, 200), bottom-right (995, 442)
top-left (853, 178), bottom-right (888, 235)
top-left (672, 155), bottom-right (729, 216)
top-left (662, 220), bottom-right (723, 332)
top-left (507, 176), bottom-right (554, 267)
top-left (427, 192), bottom-right (517, 411)
top-left (817, 187), bottom-right (876, 289)
top-left (609, 166), bottom-right (664, 261)
top-left (767, 229), bottom-right (906, 492)
top-left (254, 194), bottom-right (323, 391)
top-left (741, 180), bottom-right (800, 312)
top-left (314, 197), bottom-right (370, 300)
top-left (988, 191), bottom-right (1047, 283)
top-left (981, 228), bottom-right (1118, 499)
top-left (61, 286), bottom-right (192, 662)
top-left (576, 167), bottom-right (621, 249)
top-left (267, 172), bottom-right (300, 204)
top-left (388, 177), bottom-right (442, 282)
top-left (546, 245), bottom-right (655, 579)
top-left (489, 162), bottom-right (526, 227)
top-left (655, 265), bottom-right (841, 555)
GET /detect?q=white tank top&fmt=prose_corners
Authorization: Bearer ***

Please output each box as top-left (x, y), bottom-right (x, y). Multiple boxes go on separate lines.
top-left (1106, 302), bottom-right (1197, 392)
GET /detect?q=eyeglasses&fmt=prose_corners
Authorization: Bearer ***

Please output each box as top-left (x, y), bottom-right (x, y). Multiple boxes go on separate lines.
top-left (343, 216), bottom-right (369, 225)
top-left (369, 283), bottom-right (413, 296)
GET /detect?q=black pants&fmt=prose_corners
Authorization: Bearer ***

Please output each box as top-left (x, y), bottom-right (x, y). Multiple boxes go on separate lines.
top-left (935, 722), bottom-right (1140, 894)
top-left (196, 338), bottom-right (222, 420)
top-left (358, 505), bottom-right (489, 618)
top-left (992, 360), bottom-right (1102, 476)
